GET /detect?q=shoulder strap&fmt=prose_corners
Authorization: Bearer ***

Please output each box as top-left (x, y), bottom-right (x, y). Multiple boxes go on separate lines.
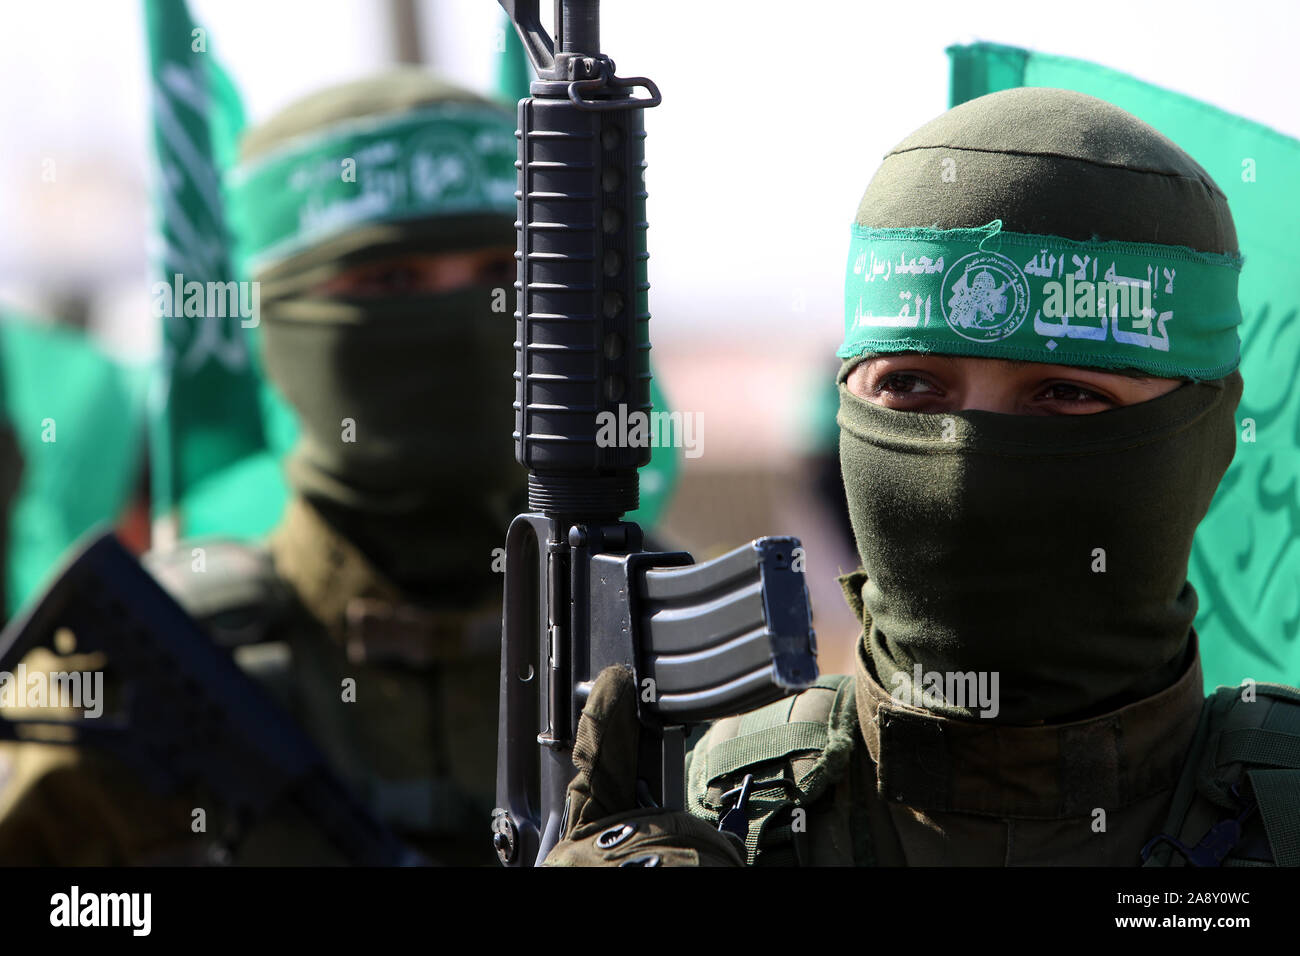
top-left (1145, 682), bottom-right (1300, 867)
top-left (142, 539), bottom-right (294, 649)
top-left (685, 674), bottom-right (858, 865)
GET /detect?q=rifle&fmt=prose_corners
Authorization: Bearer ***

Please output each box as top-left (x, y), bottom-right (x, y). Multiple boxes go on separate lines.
top-left (0, 530), bottom-right (421, 865)
top-left (493, 0), bottom-right (820, 867)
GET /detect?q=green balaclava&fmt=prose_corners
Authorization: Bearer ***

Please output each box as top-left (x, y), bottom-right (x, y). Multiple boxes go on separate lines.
top-left (836, 87), bottom-right (1244, 724)
top-left (228, 69), bottom-right (521, 600)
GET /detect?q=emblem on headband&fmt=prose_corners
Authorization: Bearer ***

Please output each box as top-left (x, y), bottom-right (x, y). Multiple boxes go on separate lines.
top-left (940, 251), bottom-right (1031, 342)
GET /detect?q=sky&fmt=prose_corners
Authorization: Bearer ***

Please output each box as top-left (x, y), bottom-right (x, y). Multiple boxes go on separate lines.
top-left (0, 0), bottom-right (1295, 360)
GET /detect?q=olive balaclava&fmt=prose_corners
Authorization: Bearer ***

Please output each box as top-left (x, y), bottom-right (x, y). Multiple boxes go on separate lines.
top-left (228, 69), bottom-right (521, 599)
top-left (836, 88), bottom-right (1244, 724)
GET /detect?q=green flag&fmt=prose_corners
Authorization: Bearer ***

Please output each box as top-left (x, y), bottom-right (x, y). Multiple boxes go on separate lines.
top-left (495, 9), bottom-right (534, 105)
top-left (949, 42), bottom-right (1300, 691)
top-left (0, 313), bottom-right (148, 613)
top-left (142, 0), bottom-right (266, 538)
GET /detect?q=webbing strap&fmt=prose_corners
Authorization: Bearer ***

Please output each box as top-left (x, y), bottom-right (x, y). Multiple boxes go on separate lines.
top-left (704, 722), bottom-right (830, 784)
top-left (744, 780), bottom-right (797, 865)
top-left (1217, 728), bottom-right (1300, 769)
top-left (1263, 696), bottom-right (1300, 737)
top-left (1259, 684), bottom-right (1300, 705)
top-left (811, 675), bottom-right (854, 692)
top-left (849, 726), bottom-right (877, 866)
top-left (1248, 768), bottom-right (1300, 867)
top-left (737, 700), bottom-right (795, 736)
top-left (1144, 687), bottom-right (1300, 868)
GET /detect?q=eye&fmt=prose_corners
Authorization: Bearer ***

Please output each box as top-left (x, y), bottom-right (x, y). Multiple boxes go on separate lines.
top-left (1037, 382), bottom-right (1110, 404)
top-left (875, 372), bottom-right (939, 396)
top-left (475, 256), bottom-right (516, 286)
top-left (357, 265), bottom-right (422, 293)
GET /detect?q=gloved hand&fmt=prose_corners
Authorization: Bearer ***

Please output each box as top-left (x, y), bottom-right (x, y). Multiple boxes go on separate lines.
top-left (541, 665), bottom-right (745, 867)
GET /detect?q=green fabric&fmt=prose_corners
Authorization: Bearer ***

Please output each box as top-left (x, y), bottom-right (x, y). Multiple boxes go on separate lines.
top-left (703, 722), bottom-right (829, 783)
top-left (182, 380), bottom-right (689, 540)
top-left (0, 316), bottom-right (148, 614)
top-left (0, 423), bottom-right (19, 617)
top-left (685, 675), bottom-right (859, 866)
top-left (631, 379), bottom-right (681, 529)
top-left (177, 450), bottom-right (286, 538)
top-left (182, 360), bottom-right (300, 539)
top-left (259, 277), bottom-right (520, 597)
top-left (239, 69), bottom-right (500, 160)
top-left (837, 370), bottom-right (1241, 724)
top-left (142, 0), bottom-right (266, 522)
top-left (947, 43), bottom-right (1300, 702)
top-left (857, 86), bottom-right (1236, 252)
top-left (840, 222), bottom-right (1242, 379)
top-left (495, 8), bottom-right (533, 104)
top-left (180, 63), bottom-right (680, 542)
top-left (949, 44), bottom-right (1028, 107)
top-left (227, 104), bottom-right (517, 272)
top-left (179, 68), bottom-right (515, 544)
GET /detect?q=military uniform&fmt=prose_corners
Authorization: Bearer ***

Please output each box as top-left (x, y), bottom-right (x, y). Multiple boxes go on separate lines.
top-left (0, 69), bottom-right (519, 865)
top-left (0, 505), bottom-right (503, 866)
top-left (551, 638), bottom-right (1300, 868)
top-left (543, 87), bottom-right (1300, 868)
top-left (151, 499), bottom-right (501, 863)
top-left (681, 636), bottom-right (1296, 866)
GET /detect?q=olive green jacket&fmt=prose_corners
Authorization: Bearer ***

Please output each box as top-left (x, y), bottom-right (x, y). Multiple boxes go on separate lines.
top-left (686, 634), bottom-right (1295, 866)
top-left (0, 498), bottom-right (500, 865)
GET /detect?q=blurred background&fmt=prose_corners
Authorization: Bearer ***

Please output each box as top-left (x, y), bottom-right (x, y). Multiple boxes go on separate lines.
top-left (0, 0), bottom-right (1296, 676)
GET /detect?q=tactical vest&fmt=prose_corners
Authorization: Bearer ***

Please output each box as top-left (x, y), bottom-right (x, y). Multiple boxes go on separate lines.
top-left (144, 539), bottom-right (295, 650)
top-left (685, 675), bottom-right (863, 865)
top-left (685, 675), bottom-right (1300, 867)
top-left (1142, 682), bottom-right (1300, 867)
top-left (144, 537), bottom-right (502, 856)
top-left (144, 538), bottom-right (501, 669)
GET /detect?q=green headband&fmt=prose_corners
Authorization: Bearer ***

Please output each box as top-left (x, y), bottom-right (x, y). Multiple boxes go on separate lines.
top-left (838, 222), bottom-right (1243, 379)
top-left (228, 103), bottom-right (517, 270)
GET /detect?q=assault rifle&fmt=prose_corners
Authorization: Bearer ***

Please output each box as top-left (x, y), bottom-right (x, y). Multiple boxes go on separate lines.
top-left (0, 530), bottom-right (421, 865)
top-left (493, 0), bottom-right (820, 867)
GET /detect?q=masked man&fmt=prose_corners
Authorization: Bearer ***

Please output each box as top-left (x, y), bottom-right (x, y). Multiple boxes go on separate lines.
top-left (542, 87), bottom-right (1300, 867)
top-left (0, 68), bottom-right (520, 865)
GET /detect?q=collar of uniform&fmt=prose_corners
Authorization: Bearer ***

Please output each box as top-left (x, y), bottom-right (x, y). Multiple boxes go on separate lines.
top-left (268, 496), bottom-right (498, 666)
top-left (854, 629), bottom-right (1205, 819)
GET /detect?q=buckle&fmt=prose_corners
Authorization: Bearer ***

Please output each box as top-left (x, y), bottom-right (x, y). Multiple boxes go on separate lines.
top-left (717, 773), bottom-right (756, 842)
top-left (344, 598), bottom-right (498, 667)
top-left (1141, 782), bottom-right (1258, 867)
